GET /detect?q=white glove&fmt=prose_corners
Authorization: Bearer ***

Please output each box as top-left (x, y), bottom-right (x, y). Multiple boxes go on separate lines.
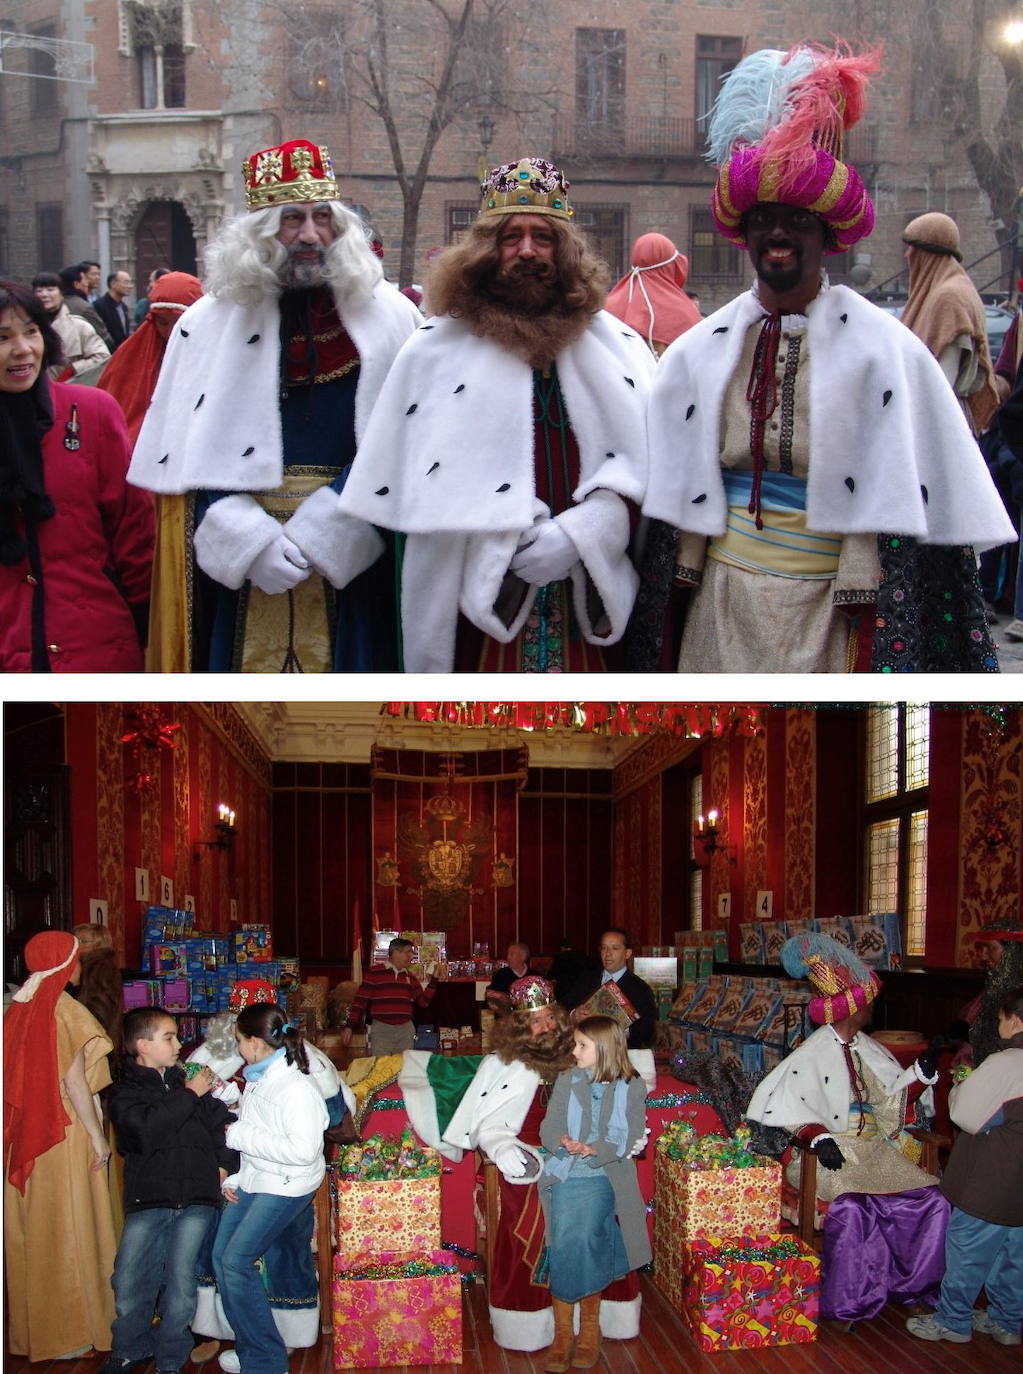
top-left (509, 519), bottom-right (579, 585)
top-left (628, 1127), bottom-right (650, 1157)
top-left (245, 534), bottom-right (311, 595)
top-left (491, 1141), bottom-right (530, 1179)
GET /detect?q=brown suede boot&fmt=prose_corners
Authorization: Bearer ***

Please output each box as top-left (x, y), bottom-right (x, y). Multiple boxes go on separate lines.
top-left (544, 1297), bottom-right (576, 1373)
top-left (571, 1292), bottom-right (602, 1369)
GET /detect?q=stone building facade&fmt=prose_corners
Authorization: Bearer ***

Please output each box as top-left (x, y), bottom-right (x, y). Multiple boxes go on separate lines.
top-left (0, 0), bottom-right (1017, 312)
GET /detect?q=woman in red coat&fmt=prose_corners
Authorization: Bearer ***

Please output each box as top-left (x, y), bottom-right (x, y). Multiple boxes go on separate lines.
top-left (0, 279), bottom-right (154, 672)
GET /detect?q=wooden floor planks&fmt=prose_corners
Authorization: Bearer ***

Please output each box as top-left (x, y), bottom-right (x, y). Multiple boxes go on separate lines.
top-left (7, 1273), bottom-right (1021, 1374)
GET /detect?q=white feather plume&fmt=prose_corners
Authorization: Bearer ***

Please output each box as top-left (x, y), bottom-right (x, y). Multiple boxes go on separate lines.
top-left (704, 47), bottom-right (817, 164)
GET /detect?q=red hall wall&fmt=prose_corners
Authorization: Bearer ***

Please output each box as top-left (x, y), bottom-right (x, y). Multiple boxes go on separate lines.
top-left (270, 761), bottom-right (614, 969)
top-left (608, 705), bottom-right (1022, 967)
top-left (57, 705), bottom-right (1021, 975)
top-left (65, 703), bottom-right (273, 967)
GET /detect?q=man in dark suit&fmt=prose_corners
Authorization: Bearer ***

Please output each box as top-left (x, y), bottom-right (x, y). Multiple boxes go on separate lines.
top-left (561, 926), bottom-right (658, 1049)
top-left (94, 270), bottom-right (135, 350)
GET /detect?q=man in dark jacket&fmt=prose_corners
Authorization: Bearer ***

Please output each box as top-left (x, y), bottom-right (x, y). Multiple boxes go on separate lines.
top-left (94, 270), bottom-right (135, 350)
top-left (907, 985), bottom-right (1023, 1347)
top-left (59, 262), bottom-right (115, 350)
top-left (561, 927), bottom-right (658, 1049)
top-left (103, 1008), bottom-right (237, 1374)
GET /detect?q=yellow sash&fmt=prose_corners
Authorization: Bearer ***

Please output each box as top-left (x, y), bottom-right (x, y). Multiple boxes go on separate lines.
top-left (707, 503), bottom-right (842, 578)
top-left (240, 467), bottom-right (341, 673)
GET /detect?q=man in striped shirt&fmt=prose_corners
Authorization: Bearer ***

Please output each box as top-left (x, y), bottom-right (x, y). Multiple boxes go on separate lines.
top-left (341, 937), bottom-right (437, 1054)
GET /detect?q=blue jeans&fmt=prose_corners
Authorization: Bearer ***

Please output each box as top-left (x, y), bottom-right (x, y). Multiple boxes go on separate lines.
top-left (935, 1207), bottom-right (1023, 1336)
top-left (111, 1205), bottom-right (217, 1371)
top-left (212, 1190), bottom-right (316, 1374)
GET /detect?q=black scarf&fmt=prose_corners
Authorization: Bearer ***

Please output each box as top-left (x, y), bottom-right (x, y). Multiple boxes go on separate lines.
top-left (0, 371), bottom-right (56, 566)
top-left (1, 373), bottom-right (58, 670)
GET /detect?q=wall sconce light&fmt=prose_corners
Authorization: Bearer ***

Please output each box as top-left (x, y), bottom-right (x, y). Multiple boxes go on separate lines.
top-left (195, 804), bottom-right (237, 858)
top-left (693, 809), bottom-right (736, 866)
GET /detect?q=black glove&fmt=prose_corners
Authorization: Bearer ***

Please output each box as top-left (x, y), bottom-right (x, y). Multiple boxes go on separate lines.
top-left (915, 1050), bottom-right (938, 1080)
top-left (811, 1135), bottom-right (845, 1171)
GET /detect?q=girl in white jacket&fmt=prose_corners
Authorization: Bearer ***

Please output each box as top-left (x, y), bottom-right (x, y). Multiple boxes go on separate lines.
top-left (213, 1004), bottom-right (328, 1374)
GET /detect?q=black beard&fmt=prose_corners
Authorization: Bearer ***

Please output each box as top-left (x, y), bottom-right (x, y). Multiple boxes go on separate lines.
top-left (752, 242), bottom-right (809, 298)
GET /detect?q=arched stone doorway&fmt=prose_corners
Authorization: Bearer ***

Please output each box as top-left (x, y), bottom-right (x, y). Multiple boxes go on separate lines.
top-left (135, 199), bottom-right (197, 284)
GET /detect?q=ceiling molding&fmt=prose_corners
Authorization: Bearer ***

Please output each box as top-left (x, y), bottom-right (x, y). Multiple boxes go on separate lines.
top-left (232, 702), bottom-right (645, 768)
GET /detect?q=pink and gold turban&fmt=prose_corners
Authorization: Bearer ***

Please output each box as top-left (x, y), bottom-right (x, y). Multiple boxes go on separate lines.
top-left (707, 43), bottom-right (882, 254)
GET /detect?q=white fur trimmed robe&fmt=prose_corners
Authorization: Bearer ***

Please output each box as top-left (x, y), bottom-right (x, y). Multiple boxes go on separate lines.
top-left (126, 282), bottom-right (421, 589)
top-left (336, 310), bottom-right (656, 672)
top-left (644, 284), bottom-right (1015, 551)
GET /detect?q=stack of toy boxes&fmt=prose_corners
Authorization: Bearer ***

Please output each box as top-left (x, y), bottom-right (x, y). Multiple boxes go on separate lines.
top-left (331, 1132), bottom-right (461, 1367)
top-left (675, 929), bottom-right (729, 966)
top-left (137, 907), bottom-right (285, 1016)
top-left (668, 972), bottom-right (812, 1077)
top-left (652, 1121), bottom-right (819, 1352)
top-left (738, 915), bottom-right (902, 971)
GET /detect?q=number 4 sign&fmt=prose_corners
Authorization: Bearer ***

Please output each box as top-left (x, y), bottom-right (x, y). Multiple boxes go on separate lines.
top-left (756, 890), bottom-right (773, 919)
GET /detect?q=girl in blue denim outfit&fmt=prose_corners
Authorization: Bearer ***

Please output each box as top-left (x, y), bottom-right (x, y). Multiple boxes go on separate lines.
top-left (539, 1015), bottom-right (651, 1372)
top-left (213, 1004), bottom-right (327, 1374)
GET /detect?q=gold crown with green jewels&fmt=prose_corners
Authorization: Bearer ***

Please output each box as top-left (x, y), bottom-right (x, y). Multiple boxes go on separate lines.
top-left (480, 157), bottom-right (573, 219)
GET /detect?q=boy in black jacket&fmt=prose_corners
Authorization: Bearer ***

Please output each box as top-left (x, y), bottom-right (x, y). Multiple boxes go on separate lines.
top-left (101, 1008), bottom-right (237, 1374)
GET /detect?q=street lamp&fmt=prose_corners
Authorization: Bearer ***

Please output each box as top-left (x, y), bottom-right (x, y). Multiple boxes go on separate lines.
top-left (477, 113), bottom-right (495, 182)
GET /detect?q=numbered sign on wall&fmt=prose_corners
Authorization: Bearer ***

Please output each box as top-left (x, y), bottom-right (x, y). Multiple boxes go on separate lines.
top-left (89, 899), bottom-right (107, 925)
top-left (756, 890), bottom-right (774, 920)
top-left (717, 893), bottom-right (732, 922)
top-left (230, 899), bottom-right (238, 922)
top-left (161, 876), bottom-right (174, 906)
top-left (135, 868), bottom-right (150, 902)
top-left (183, 894), bottom-right (196, 913)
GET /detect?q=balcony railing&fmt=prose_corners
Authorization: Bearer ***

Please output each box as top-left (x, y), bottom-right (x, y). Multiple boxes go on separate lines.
top-left (551, 115), bottom-right (880, 167)
top-left (551, 114), bottom-right (707, 161)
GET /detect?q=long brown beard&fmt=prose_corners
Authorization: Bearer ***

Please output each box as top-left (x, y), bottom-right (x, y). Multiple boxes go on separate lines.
top-left (493, 1019), bottom-right (576, 1081)
top-left (460, 262), bottom-right (593, 369)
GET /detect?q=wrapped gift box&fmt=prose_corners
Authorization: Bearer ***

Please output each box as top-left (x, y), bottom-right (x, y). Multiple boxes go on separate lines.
top-left (653, 1149), bottom-right (781, 1308)
top-left (332, 1251), bottom-right (462, 1368)
top-left (683, 1233), bottom-right (819, 1352)
top-left (335, 1170), bottom-right (441, 1255)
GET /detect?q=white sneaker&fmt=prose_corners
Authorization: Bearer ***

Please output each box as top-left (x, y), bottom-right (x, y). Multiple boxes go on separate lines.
top-left (217, 1351), bottom-right (240, 1374)
top-left (972, 1309), bottom-right (1022, 1345)
top-left (906, 1314), bottom-right (970, 1343)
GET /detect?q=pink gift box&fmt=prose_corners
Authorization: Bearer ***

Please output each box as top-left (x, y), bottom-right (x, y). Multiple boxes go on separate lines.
top-left (332, 1250), bottom-right (462, 1368)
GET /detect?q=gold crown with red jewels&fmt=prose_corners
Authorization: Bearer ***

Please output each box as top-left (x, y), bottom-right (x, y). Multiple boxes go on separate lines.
top-left (243, 138), bottom-right (339, 212)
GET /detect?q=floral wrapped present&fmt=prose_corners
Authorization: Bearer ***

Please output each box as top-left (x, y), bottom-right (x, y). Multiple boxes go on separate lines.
top-left (683, 1233), bottom-right (819, 1352)
top-left (653, 1124), bottom-right (782, 1307)
top-left (332, 1251), bottom-right (462, 1368)
top-left (334, 1132), bottom-right (441, 1254)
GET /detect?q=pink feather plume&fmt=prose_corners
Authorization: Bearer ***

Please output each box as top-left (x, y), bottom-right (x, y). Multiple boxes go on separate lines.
top-left (759, 41), bottom-right (883, 181)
